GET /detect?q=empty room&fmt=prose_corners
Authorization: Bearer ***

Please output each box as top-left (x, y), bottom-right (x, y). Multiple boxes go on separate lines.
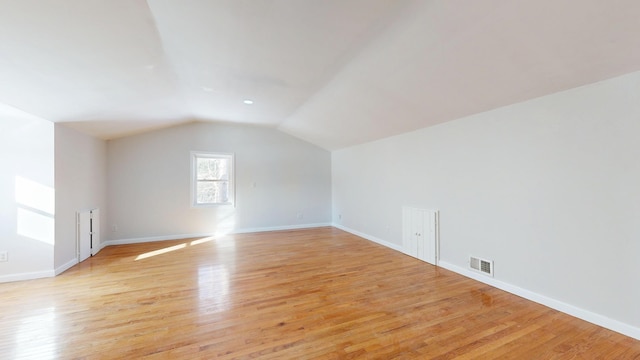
top-left (1, 0), bottom-right (640, 358)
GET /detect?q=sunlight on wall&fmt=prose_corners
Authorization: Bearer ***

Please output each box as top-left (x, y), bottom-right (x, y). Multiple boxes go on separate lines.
top-left (213, 208), bottom-right (236, 237)
top-left (15, 176), bottom-right (55, 245)
top-left (16, 208), bottom-right (55, 245)
top-left (14, 307), bottom-right (57, 360)
top-left (15, 176), bottom-right (55, 214)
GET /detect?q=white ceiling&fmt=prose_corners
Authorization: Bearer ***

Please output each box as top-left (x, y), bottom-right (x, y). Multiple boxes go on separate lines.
top-left (2, 0), bottom-right (640, 150)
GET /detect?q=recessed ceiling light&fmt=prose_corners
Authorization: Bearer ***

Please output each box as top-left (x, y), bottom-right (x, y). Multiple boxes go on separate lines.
top-left (202, 87), bottom-right (213, 92)
top-left (243, 99), bottom-right (254, 105)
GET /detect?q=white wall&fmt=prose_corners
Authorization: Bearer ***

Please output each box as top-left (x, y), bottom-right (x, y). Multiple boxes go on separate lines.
top-left (107, 121), bottom-right (331, 241)
top-left (54, 124), bottom-right (107, 272)
top-left (332, 71), bottom-right (640, 335)
top-left (0, 104), bottom-right (55, 281)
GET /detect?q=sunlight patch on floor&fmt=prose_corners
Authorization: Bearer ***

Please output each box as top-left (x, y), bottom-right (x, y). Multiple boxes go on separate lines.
top-left (135, 243), bottom-right (186, 260)
top-left (135, 234), bottom-right (233, 261)
top-left (14, 307), bottom-right (56, 360)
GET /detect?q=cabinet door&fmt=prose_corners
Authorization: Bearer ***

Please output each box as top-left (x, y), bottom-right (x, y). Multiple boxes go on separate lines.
top-left (418, 209), bottom-right (436, 265)
top-left (403, 207), bottom-right (438, 265)
top-left (415, 209), bottom-right (426, 261)
top-left (78, 211), bottom-right (91, 262)
top-left (402, 207), bottom-right (418, 258)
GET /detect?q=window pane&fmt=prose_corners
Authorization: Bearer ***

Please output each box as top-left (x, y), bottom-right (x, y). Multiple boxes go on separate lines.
top-left (197, 181), bottom-right (229, 204)
top-left (192, 152), bottom-right (233, 206)
top-left (197, 158), bottom-right (229, 181)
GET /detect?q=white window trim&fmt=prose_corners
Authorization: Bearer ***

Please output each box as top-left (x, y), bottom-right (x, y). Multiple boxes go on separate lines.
top-left (191, 151), bottom-right (235, 207)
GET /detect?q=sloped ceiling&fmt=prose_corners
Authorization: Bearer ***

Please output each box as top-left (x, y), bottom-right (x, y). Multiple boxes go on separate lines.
top-left (1, 0), bottom-right (640, 150)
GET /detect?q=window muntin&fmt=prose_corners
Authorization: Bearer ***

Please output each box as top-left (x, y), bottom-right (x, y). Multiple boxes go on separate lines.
top-left (192, 152), bottom-right (234, 206)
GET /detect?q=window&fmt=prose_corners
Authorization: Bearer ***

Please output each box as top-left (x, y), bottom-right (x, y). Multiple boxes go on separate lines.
top-left (191, 152), bottom-right (234, 206)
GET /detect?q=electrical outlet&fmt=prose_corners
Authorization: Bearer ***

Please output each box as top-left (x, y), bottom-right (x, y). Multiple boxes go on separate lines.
top-left (338, 214), bottom-right (342, 220)
top-left (296, 213), bottom-right (304, 219)
top-left (0, 251), bottom-right (8, 262)
top-left (112, 225), bottom-right (118, 233)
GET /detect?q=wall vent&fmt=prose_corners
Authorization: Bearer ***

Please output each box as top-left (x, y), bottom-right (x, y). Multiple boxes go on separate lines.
top-left (470, 256), bottom-right (494, 277)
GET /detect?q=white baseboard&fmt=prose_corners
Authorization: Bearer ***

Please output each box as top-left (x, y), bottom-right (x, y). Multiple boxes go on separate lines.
top-left (104, 233), bottom-right (211, 247)
top-left (55, 258), bottom-right (79, 276)
top-left (0, 269), bottom-right (55, 283)
top-left (232, 222), bottom-right (332, 234)
top-left (92, 241), bottom-right (107, 256)
top-left (332, 223), bottom-right (405, 253)
top-left (103, 223), bottom-right (332, 247)
top-left (437, 261), bottom-right (640, 341)
top-left (332, 225), bottom-right (640, 341)
top-left (1, 257), bottom-right (80, 282)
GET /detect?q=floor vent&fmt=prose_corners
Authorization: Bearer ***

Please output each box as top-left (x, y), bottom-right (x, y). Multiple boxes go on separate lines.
top-left (470, 256), bottom-right (494, 277)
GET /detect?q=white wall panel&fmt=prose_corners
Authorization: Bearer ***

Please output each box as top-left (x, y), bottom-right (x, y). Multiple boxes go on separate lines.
top-left (332, 70), bottom-right (640, 332)
top-left (54, 125), bottom-right (107, 269)
top-left (0, 104), bottom-right (55, 280)
top-left (107, 122), bottom-right (331, 240)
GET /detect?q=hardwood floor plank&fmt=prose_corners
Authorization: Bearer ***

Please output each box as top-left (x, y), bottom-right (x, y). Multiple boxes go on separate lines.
top-left (0, 227), bottom-right (638, 359)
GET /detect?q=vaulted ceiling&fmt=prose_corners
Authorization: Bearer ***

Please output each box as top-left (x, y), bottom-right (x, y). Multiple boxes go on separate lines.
top-left (2, 0), bottom-right (640, 150)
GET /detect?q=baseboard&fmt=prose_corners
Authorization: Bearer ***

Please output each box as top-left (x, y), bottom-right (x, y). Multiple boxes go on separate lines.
top-left (104, 233), bottom-right (204, 247)
top-left (0, 269), bottom-right (55, 283)
top-left (55, 258), bottom-right (79, 276)
top-left (103, 223), bottom-right (333, 247)
top-left (437, 261), bottom-right (640, 341)
top-left (233, 222), bottom-right (332, 234)
top-left (332, 223), bottom-right (405, 253)
top-left (1, 257), bottom-right (81, 282)
top-left (92, 241), bottom-right (107, 256)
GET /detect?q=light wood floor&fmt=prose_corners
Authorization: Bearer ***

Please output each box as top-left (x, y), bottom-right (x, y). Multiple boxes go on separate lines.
top-left (1, 227), bottom-right (639, 359)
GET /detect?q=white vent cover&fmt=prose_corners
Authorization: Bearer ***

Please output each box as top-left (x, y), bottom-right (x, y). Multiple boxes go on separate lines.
top-left (470, 256), bottom-right (494, 277)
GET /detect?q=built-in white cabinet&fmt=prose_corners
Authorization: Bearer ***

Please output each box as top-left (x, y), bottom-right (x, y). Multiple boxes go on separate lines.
top-left (402, 207), bottom-right (438, 265)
